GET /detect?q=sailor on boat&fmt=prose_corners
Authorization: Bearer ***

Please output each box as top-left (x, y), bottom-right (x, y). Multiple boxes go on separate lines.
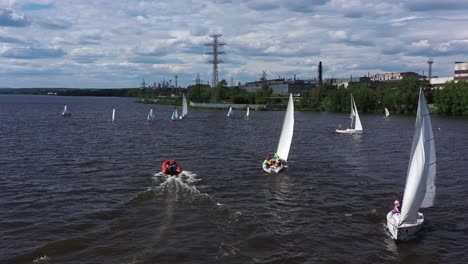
top-left (161, 160), bottom-right (182, 176)
top-left (263, 155), bottom-right (274, 168)
top-left (392, 200), bottom-right (401, 214)
top-left (262, 153), bottom-right (285, 173)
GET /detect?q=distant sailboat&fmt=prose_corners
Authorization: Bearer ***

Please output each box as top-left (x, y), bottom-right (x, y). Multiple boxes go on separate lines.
top-left (385, 108), bottom-right (390, 119)
top-left (147, 109), bottom-right (156, 122)
top-left (112, 108), bottom-right (116, 122)
top-left (335, 94), bottom-right (363, 134)
top-left (244, 106), bottom-right (250, 120)
top-left (171, 108), bottom-right (179, 121)
top-left (386, 88), bottom-right (436, 241)
top-left (180, 94), bottom-right (188, 119)
top-left (227, 105), bottom-right (233, 118)
top-left (262, 93), bottom-right (294, 173)
top-left (62, 105), bottom-right (71, 117)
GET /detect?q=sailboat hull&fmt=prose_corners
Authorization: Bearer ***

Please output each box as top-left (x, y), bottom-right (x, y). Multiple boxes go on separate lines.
top-left (262, 160), bottom-right (287, 173)
top-left (335, 128), bottom-right (362, 134)
top-left (386, 211), bottom-right (424, 241)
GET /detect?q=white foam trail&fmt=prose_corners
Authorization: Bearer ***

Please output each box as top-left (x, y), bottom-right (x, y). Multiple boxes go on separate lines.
top-left (130, 170), bottom-right (244, 263)
top-left (33, 255), bottom-right (50, 263)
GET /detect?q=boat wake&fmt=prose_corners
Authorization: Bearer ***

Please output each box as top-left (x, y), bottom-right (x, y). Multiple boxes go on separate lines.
top-left (127, 171), bottom-right (244, 263)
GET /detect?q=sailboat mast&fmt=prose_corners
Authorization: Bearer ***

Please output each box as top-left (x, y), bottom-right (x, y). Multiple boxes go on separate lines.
top-left (350, 95), bottom-right (355, 128)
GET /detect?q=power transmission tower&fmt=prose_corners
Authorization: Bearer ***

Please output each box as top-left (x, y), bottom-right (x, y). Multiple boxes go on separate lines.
top-left (205, 34), bottom-right (226, 101)
top-left (195, 73), bottom-right (201, 85)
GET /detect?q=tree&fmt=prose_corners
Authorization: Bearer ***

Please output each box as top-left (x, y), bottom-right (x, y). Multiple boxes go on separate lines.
top-left (187, 84), bottom-right (211, 102)
top-left (434, 80), bottom-right (468, 115)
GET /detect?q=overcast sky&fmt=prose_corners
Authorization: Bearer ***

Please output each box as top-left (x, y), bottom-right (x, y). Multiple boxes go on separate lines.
top-left (1, 0), bottom-right (468, 88)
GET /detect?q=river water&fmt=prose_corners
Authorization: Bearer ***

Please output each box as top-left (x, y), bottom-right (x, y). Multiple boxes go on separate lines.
top-left (0, 94), bottom-right (466, 264)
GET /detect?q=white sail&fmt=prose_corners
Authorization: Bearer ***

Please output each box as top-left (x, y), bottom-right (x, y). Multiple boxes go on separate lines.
top-left (350, 96), bottom-right (355, 119)
top-left (147, 109), bottom-right (155, 121)
top-left (400, 88), bottom-right (436, 225)
top-left (62, 105), bottom-right (71, 116)
top-left (353, 96), bottom-right (363, 132)
top-left (181, 94), bottom-right (188, 118)
top-left (172, 108), bottom-right (178, 120)
top-left (276, 93), bottom-right (294, 161)
top-left (227, 106), bottom-right (233, 117)
top-left (246, 106), bottom-right (250, 117)
top-left (385, 108), bottom-right (390, 118)
top-left (112, 108), bottom-right (115, 122)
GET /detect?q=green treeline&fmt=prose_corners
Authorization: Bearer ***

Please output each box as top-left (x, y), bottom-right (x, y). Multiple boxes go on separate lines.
top-left (1, 78), bottom-right (467, 115)
top-left (186, 78), bottom-right (468, 116)
top-left (300, 78), bottom-right (428, 115)
top-left (433, 81), bottom-right (468, 115)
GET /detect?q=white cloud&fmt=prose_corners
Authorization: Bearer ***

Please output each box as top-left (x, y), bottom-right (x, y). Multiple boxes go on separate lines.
top-left (328, 30), bottom-right (348, 40)
top-left (411, 40), bottom-right (430, 48)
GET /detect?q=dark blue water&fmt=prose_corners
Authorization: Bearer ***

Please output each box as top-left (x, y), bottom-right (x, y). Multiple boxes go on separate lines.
top-left (0, 94), bottom-right (467, 264)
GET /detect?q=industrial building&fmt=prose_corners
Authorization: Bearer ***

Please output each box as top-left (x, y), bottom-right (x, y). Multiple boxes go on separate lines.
top-left (242, 78), bottom-right (315, 96)
top-left (454, 62), bottom-right (468, 81)
top-left (371, 72), bottom-right (425, 81)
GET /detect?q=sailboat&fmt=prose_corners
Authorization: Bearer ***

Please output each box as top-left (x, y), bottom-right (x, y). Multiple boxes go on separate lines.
top-left (262, 93), bottom-right (294, 173)
top-left (227, 105), bottom-right (233, 118)
top-left (112, 108), bottom-right (116, 122)
top-left (171, 108), bottom-right (179, 121)
top-left (147, 108), bottom-right (156, 122)
top-left (179, 94), bottom-right (188, 119)
top-left (385, 108), bottom-right (390, 119)
top-left (386, 88), bottom-right (436, 241)
top-left (244, 106), bottom-right (250, 120)
top-left (62, 105), bottom-right (71, 117)
top-left (335, 94), bottom-right (363, 134)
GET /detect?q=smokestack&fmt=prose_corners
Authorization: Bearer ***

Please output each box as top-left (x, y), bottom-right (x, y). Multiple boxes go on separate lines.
top-left (427, 58), bottom-right (433, 79)
top-left (318, 61), bottom-right (323, 86)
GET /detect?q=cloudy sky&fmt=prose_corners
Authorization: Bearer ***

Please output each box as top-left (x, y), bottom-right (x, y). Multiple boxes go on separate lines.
top-left (1, 0), bottom-right (468, 88)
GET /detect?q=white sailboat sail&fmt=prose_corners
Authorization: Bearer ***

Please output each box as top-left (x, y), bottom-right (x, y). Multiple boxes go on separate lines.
top-left (385, 108), bottom-right (390, 118)
top-left (336, 94), bottom-right (362, 134)
top-left (353, 96), bottom-right (363, 132)
top-left (147, 109), bottom-right (155, 121)
top-left (181, 94), bottom-right (188, 118)
top-left (112, 108), bottom-right (115, 122)
top-left (276, 93), bottom-right (294, 161)
top-left (399, 88), bottom-right (436, 225)
top-left (62, 105), bottom-right (71, 116)
top-left (172, 108), bottom-right (179, 120)
top-left (227, 106), bottom-right (233, 117)
top-left (246, 106), bottom-right (250, 117)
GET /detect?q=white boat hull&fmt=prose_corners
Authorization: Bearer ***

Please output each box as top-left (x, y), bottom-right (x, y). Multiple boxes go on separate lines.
top-left (262, 160), bottom-right (287, 173)
top-left (335, 128), bottom-right (362, 134)
top-left (386, 211), bottom-right (424, 241)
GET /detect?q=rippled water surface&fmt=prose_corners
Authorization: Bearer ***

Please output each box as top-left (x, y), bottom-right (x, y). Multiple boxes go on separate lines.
top-left (0, 94), bottom-right (467, 264)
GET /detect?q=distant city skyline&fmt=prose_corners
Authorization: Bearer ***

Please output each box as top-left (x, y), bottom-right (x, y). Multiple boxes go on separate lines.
top-left (1, 0), bottom-right (468, 88)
